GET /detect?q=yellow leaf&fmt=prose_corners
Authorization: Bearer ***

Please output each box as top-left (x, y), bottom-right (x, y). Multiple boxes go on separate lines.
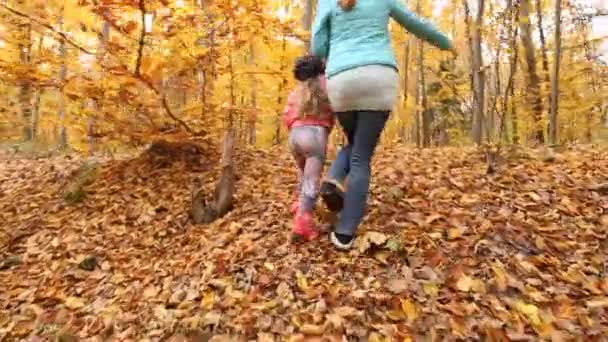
top-left (455, 274), bottom-right (473, 292)
top-left (200, 291), bottom-right (215, 310)
top-left (386, 309), bottom-right (406, 321)
top-left (423, 282), bottom-right (439, 297)
top-left (492, 264), bottom-right (508, 291)
top-left (65, 296), bottom-right (85, 309)
top-left (447, 227), bottom-right (463, 240)
top-left (400, 298), bottom-right (418, 323)
top-left (369, 332), bottom-right (390, 342)
top-left (144, 285), bottom-right (159, 298)
top-left (515, 300), bottom-right (541, 326)
top-left (296, 271), bottom-right (308, 292)
top-left (374, 250), bottom-right (390, 264)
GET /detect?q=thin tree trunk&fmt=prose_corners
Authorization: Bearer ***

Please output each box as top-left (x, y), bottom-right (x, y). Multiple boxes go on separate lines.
top-left (57, 12), bottom-right (67, 147)
top-left (420, 44), bottom-right (431, 148)
top-left (535, 0), bottom-right (551, 85)
top-left (548, 0), bottom-right (562, 145)
top-left (401, 38), bottom-right (411, 141)
top-left (503, 1), bottom-right (519, 144)
top-left (16, 6), bottom-right (32, 141)
top-left (303, 0), bottom-right (314, 50)
top-left (519, 0), bottom-right (544, 144)
top-left (89, 15), bottom-right (110, 154)
top-left (248, 41), bottom-right (257, 145)
top-left (470, 0), bottom-right (485, 144)
top-left (30, 35), bottom-right (44, 141)
top-left (417, 0), bottom-right (430, 148)
top-left (274, 37), bottom-right (287, 145)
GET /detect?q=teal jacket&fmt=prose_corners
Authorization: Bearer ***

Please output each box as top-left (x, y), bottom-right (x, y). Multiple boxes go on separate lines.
top-left (311, 0), bottom-right (452, 78)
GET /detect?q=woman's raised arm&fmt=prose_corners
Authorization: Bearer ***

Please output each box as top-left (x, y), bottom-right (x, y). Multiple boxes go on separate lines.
top-left (389, 0), bottom-right (452, 50)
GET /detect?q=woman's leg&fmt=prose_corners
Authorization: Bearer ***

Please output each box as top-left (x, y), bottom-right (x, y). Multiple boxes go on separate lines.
top-left (333, 110), bottom-right (389, 247)
top-left (321, 112), bottom-right (356, 211)
top-left (327, 112), bottom-right (356, 181)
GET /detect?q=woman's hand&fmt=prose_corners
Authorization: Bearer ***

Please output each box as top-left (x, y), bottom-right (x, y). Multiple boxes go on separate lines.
top-left (448, 43), bottom-right (458, 58)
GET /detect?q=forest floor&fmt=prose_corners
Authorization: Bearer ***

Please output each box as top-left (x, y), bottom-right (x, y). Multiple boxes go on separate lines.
top-left (1, 142), bottom-right (608, 341)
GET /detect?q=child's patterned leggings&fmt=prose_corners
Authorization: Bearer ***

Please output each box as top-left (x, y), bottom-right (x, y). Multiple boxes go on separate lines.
top-left (288, 125), bottom-right (329, 214)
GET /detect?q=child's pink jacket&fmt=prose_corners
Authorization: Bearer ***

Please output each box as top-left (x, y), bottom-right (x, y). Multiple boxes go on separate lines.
top-left (283, 76), bottom-right (335, 131)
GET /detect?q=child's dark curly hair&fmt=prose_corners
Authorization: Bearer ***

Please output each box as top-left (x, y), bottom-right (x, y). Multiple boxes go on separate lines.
top-left (293, 55), bottom-right (325, 81)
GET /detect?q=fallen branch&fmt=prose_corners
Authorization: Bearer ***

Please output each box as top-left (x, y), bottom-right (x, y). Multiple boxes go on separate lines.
top-left (191, 128), bottom-right (236, 224)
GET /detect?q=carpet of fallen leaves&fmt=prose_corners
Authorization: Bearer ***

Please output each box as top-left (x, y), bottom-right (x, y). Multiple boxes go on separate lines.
top-left (1, 143), bottom-right (608, 341)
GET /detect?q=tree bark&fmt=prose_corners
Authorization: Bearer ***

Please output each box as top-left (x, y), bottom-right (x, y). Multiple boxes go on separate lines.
top-left (548, 0), bottom-right (562, 145)
top-left (519, 0), bottom-right (544, 144)
top-left (303, 0), bottom-right (314, 50)
top-left (502, 1), bottom-right (519, 144)
top-left (401, 38), bottom-right (411, 141)
top-left (248, 41), bottom-right (257, 145)
top-left (535, 0), bottom-right (551, 85)
top-left (470, 0), bottom-right (485, 144)
top-left (274, 37), bottom-right (287, 145)
top-left (57, 12), bottom-right (68, 147)
top-left (16, 3), bottom-right (32, 141)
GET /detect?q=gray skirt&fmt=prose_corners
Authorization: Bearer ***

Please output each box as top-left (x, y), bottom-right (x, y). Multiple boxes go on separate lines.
top-left (326, 64), bottom-right (399, 112)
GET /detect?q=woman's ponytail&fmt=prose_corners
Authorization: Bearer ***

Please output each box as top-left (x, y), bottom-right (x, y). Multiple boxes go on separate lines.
top-left (338, 0), bottom-right (356, 11)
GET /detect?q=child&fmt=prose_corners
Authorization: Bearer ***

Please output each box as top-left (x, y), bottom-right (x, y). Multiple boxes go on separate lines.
top-left (283, 55), bottom-right (335, 241)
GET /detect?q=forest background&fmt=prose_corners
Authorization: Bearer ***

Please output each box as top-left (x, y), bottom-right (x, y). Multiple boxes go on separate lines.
top-left (0, 0), bottom-right (606, 153)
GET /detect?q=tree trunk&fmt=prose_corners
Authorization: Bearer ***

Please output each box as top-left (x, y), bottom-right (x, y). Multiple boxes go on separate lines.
top-left (30, 35), bottom-right (44, 141)
top-left (417, 0), bottom-right (431, 149)
top-left (16, 7), bottom-right (32, 141)
top-left (274, 37), bottom-right (287, 145)
top-left (247, 42), bottom-right (257, 145)
top-left (401, 38), bottom-right (411, 141)
top-left (535, 0), bottom-right (551, 85)
top-left (502, 1), bottom-right (519, 144)
top-left (548, 0), bottom-right (562, 145)
top-left (470, 0), bottom-right (485, 144)
top-left (414, 49), bottom-right (421, 148)
top-left (303, 0), bottom-right (314, 50)
top-left (191, 128), bottom-right (236, 224)
top-left (519, 0), bottom-right (544, 144)
top-left (57, 13), bottom-right (68, 148)
top-left (420, 45), bottom-right (431, 148)
top-left (89, 15), bottom-right (110, 154)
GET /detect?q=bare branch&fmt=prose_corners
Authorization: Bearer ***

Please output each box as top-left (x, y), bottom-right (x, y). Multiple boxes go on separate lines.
top-left (0, 4), bottom-right (94, 55)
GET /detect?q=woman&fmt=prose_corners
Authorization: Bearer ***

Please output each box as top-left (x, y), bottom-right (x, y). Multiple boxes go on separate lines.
top-left (310, 0), bottom-right (453, 250)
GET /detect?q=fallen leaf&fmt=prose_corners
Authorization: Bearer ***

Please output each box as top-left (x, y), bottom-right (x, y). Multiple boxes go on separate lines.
top-left (300, 323), bottom-right (324, 335)
top-left (143, 285), bottom-right (159, 298)
top-left (65, 296), bottom-right (85, 310)
top-left (423, 282), bottom-right (439, 297)
top-left (386, 277), bottom-right (408, 294)
top-left (455, 274), bottom-right (473, 292)
top-left (400, 298), bottom-right (418, 323)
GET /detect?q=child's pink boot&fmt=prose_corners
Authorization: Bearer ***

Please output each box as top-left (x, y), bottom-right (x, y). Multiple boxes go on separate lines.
top-left (292, 212), bottom-right (319, 241)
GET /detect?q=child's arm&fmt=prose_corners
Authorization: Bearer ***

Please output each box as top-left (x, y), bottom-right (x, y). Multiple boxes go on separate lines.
top-left (389, 0), bottom-right (452, 51)
top-left (311, 0), bottom-right (331, 58)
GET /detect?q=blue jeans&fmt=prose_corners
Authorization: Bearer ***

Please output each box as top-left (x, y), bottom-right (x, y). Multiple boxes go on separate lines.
top-left (327, 110), bottom-right (389, 236)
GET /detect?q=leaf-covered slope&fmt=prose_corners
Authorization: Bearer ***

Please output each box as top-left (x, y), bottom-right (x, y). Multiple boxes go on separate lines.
top-left (1, 146), bottom-right (607, 340)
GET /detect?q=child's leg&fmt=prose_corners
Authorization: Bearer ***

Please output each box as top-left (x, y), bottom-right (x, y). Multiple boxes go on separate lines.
top-left (299, 127), bottom-right (328, 214)
top-left (288, 131), bottom-right (306, 209)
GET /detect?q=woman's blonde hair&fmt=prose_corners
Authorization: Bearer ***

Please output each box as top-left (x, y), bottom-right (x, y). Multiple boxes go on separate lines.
top-left (338, 0), bottom-right (356, 11)
top-left (293, 78), bottom-right (329, 119)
